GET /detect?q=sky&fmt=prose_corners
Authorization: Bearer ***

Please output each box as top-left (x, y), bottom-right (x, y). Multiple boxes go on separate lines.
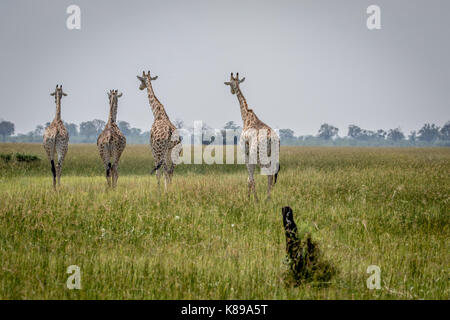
top-left (0, 0), bottom-right (449, 136)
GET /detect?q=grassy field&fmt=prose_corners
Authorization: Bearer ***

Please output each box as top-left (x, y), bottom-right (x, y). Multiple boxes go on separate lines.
top-left (0, 143), bottom-right (448, 299)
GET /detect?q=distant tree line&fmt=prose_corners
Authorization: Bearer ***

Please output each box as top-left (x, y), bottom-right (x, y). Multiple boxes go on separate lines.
top-left (0, 118), bottom-right (449, 147)
top-left (278, 122), bottom-right (450, 146)
top-left (0, 119), bottom-right (150, 144)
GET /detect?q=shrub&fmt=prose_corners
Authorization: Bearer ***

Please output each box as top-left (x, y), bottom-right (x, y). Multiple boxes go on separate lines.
top-left (282, 206), bottom-right (336, 286)
top-left (15, 153), bottom-right (40, 162)
top-left (0, 153), bottom-right (12, 162)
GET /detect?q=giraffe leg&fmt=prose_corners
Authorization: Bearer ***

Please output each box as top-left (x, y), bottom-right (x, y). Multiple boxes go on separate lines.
top-left (106, 162), bottom-right (112, 188)
top-left (168, 142), bottom-right (181, 184)
top-left (56, 158), bottom-right (62, 187)
top-left (267, 175), bottom-right (273, 200)
top-left (50, 149), bottom-right (56, 189)
top-left (164, 149), bottom-right (175, 190)
top-left (100, 147), bottom-right (111, 188)
top-left (253, 179), bottom-right (258, 202)
top-left (162, 162), bottom-right (169, 192)
top-left (152, 151), bottom-right (164, 190)
top-left (247, 164), bottom-right (258, 201)
top-left (56, 150), bottom-right (66, 187)
top-left (155, 169), bottom-right (162, 189)
top-left (168, 163), bottom-right (174, 185)
top-left (43, 137), bottom-right (56, 189)
top-left (111, 147), bottom-right (119, 188)
top-left (51, 159), bottom-right (57, 189)
top-left (55, 139), bottom-right (68, 187)
top-left (164, 174), bottom-right (169, 191)
top-left (112, 163), bottom-right (119, 188)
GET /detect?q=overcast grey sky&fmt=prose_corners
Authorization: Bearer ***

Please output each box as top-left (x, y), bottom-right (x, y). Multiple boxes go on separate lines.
top-left (0, 0), bottom-right (449, 136)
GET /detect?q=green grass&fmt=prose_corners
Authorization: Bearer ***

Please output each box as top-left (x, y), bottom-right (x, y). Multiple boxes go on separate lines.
top-left (0, 144), bottom-right (448, 299)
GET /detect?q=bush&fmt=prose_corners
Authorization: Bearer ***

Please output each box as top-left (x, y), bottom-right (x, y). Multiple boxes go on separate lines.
top-left (0, 153), bottom-right (12, 162)
top-left (15, 153), bottom-right (40, 162)
top-left (282, 207), bottom-right (336, 286)
top-left (283, 232), bottom-right (336, 286)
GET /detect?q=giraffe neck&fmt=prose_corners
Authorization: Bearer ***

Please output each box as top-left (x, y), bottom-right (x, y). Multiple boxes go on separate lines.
top-left (235, 88), bottom-right (248, 123)
top-left (54, 96), bottom-right (61, 121)
top-left (107, 100), bottom-right (117, 124)
top-left (146, 82), bottom-right (168, 120)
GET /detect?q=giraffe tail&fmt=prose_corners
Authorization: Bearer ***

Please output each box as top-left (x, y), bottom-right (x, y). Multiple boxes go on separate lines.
top-left (106, 162), bottom-right (112, 177)
top-left (151, 161), bottom-right (163, 175)
top-left (50, 160), bottom-right (56, 179)
top-left (274, 163), bottom-right (281, 184)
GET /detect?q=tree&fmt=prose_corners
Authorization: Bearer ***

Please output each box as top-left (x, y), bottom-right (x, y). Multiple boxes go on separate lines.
top-left (375, 129), bottom-right (387, 139)
top-left (79, 120), bottom-right (106, 140)
top-left (440, 121), bottom-right (450, 140)
top-left (360, 129), bottom-right (375, 140)
top-left (408, 131), bottom-right (417, 142)
top-left (93, 119), bottom-right (105, 135)
top-left (348, 125), bottom-right (362, 139)
top-left (65, 122), bottom-right (78, 137)
top-left (79, 121), bottom-right (97, 139)
top-left (33, 125), bottom-right (44, 136)
top-left (279, 128), bottom-right (296, 145)
top-left (387, 128), bottom-right (405, 141)
top-left (118, 121), bottom-right (131, 136)
top-left (223, 121), bottom-right (240, 130)
top-left (418, 123), bottom-right (440, 142)
top-left (279, 129), bottom-right (295, 140)
top-left (348, 125), bottom-right (388, 141)
top-left (130, 127), bottom-right (142, 137)
top-left (318, 123), bottom-right (338, 140)
top-left (0, 120), bottom-right (15, 141)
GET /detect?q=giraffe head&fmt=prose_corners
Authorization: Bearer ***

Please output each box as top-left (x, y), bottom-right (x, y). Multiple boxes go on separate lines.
top-left (137, 70), bottom-right (158, 90)
top-left (224, 72), bottom-right (245, 95)
top-left (50, 85), bottom-right (67, 102)
top-left (107, 89), bottom-right (123, 105)
top-left (107, 90), bottom-right (122, 122)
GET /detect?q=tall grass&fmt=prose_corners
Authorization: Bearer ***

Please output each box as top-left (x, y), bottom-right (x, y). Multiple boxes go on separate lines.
top-left (0, 144), bottom-right (448, 299)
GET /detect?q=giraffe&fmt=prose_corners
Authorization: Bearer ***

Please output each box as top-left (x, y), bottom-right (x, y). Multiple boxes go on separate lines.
top-left (137, 70), bottom-right (181, 190)
top-left (43, 85), bottom-right (69, 189)
top-left (97, 90), bottom-right (126, 188)
top-left (224, 73), bottom-right (280, 200)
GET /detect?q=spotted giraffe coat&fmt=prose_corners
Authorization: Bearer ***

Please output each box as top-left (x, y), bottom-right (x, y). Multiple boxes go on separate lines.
top-left (97, 122), bottom-right (126, 172)
top-left (138, 71), bottom-right (182, 180)
top-left (43, 85), bottom-right (69, 187)
top-left (225, 73), bottom-right (280, 200)
top-left (97, 90), bottom-right (126, 187)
